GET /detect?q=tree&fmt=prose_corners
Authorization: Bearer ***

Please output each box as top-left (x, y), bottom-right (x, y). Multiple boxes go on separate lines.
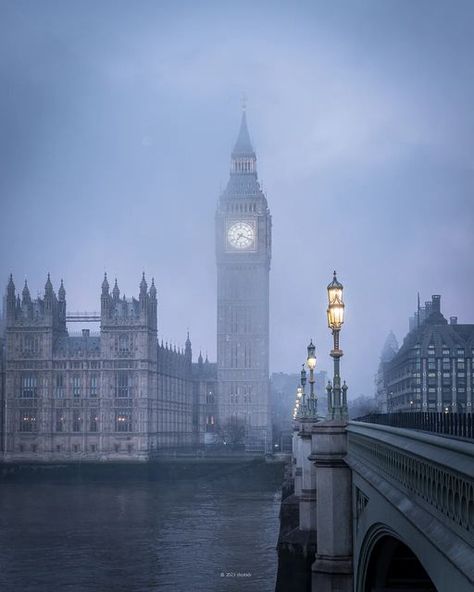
top-left (349, 395), bottom-right (377, 419)
top-left (218, 417), bottom-right (247, 449)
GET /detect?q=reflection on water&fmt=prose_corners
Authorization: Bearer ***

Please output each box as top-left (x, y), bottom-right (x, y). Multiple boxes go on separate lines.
top-left (0, 464), bottom-right (282, 592)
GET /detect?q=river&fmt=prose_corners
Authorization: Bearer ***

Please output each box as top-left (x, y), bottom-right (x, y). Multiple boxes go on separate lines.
top-left (0, 462), bottom-right (284, 592)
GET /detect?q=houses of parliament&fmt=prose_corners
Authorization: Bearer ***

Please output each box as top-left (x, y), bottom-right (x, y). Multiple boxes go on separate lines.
top-left (0, 110), bottom-right (272, 461)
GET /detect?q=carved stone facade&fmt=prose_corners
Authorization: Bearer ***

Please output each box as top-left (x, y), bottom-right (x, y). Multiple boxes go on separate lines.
top-left (215, 110), bottom-right (272, 452)
top-left (1, 274), bottom-right (216, 462)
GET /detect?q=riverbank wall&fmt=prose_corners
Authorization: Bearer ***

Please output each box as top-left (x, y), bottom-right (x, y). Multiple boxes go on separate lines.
top-left (275, 460), bottom-right (315, 592)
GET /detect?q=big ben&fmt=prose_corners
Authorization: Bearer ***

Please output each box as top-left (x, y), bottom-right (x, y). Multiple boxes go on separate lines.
top-left (216, 108), bottom-right (272, 452)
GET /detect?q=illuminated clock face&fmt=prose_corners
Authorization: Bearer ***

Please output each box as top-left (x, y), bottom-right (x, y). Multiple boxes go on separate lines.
top-left (227, 222), bottom-right (255, 249)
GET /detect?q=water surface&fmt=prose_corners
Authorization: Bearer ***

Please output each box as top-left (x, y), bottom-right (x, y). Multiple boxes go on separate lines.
top-left (0, 464), bottom-right (282, 592)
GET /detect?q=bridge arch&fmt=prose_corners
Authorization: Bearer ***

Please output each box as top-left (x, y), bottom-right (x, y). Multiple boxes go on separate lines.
top-left (358, 524), bottom-right (436, 592)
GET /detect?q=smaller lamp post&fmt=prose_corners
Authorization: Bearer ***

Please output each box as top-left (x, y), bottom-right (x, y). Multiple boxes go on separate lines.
top-left (306, 340), bottom-right (317, 417)
top-left (299, 364), bottom-right (307, 418)
top-left (326, 271), bottom-right (348, 420)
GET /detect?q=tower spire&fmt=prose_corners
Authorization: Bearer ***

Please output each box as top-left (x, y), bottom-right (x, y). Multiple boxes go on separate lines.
top-left (232, 109), bottom-right (255, 158)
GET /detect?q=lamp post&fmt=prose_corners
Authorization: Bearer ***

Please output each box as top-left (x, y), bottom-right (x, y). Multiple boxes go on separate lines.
top-left (295, 385), bottom-right (303, 419)
top-left (293, 385), bottom-right (302, 420)
top-left (299, 364), bottom-right (307, 418)
top-left (306, 340), bottom-right (317, 418)
top-left (326, 271), bottom-right (348, 420)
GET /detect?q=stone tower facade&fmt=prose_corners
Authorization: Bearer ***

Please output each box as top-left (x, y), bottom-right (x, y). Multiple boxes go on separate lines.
top-left (98, 273), bottom-right (158, 457)
top-left (215, 110), bottom-right (272, 451)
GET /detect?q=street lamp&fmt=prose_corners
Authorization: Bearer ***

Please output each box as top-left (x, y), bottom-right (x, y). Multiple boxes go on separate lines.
top-left (293, 385), bottom-right (303, 420)
top-left (326, 271), bottom-right (348, 420)
top-left (306, 340), bottom-right (317, 417)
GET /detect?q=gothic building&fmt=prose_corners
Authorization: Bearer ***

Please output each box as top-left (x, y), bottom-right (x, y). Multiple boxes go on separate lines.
top-left (383, 295), bottom-right (474, 413)
top-left (1, 273), bottom-right (215, 461)
top-left (215, 109), bottom-right (272, 452)
top-left (1, 108), bottom-right (274, 461)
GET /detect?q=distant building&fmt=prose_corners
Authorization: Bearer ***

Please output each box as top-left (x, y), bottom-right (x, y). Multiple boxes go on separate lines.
top-left (384, 295), bottom-right (473, 413)
top-left (374, 331), bottom-right (399, 413)
top-left (1, 274), bottom-right (217, 462)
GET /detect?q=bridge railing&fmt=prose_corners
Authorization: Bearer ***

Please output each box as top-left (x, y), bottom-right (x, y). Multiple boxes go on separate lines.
top-left (346, 421), bottom-right (474, 582)
top-left (354, 411), bottom-right (474, 440)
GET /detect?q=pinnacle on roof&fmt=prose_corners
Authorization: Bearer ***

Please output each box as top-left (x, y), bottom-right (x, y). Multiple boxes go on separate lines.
top-left (112, 278), bottom-right (120, 299)
top-left (45, 272), bottom-right (53, 295)
top-left (140, 272), bottom-right (147, 293)
top-left (232, 109), bottom-right (255, 157)
top-left (58, 279), bottom-right (66, 301)
top-left (150, 277), bottom-right (157, 298)
top-left (22, 279), bottom-right (31, 300)
top-left (102, 272), bottom-right (109, 293)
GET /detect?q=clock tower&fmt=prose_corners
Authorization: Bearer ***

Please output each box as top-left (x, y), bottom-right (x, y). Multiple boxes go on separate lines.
top-left (216, 109), bottom-right (272, 452)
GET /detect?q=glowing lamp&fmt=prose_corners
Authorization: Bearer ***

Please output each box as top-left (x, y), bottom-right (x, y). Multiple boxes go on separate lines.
top-left (327, 271), bottom-right (345, 330)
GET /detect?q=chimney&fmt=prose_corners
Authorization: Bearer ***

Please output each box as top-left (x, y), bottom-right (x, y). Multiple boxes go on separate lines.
top-left (450, 316), bottom-right (458, 325)
top-left (431, 295), bottom-right (441, 314)
top-left (82, 329), bottom-right (90, 338)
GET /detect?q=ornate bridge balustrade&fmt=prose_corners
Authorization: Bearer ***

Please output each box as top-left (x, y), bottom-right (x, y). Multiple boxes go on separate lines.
top-left (356, 411), bottom-right (474, 440)
top-left (346, 421), bottom-right (474, 592)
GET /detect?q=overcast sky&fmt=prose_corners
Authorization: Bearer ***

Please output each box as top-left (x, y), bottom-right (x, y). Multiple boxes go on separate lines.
top-left (1, 0), bottom-right (473, 397)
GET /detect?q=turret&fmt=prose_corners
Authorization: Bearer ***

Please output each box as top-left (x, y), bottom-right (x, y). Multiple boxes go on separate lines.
top-left (112, 278), bottom-right (120, 301)
top-left (20, 279), bottom-right (32, 320)
top-left (185, 331), bottom-right (192, 372)
top-left (139, 272), bottom-right (148, 314)
top-left (101, 272), bottom-right (109, 295)
top-left (58, 279), bottom-right (66, 301)
top-left (150, 277), bottom-right (157, 300)
top-left (6, 274), bottom-right (16, 321)
top-left (101, 273), bottom-right (110, 318)
top-left (58, 279), bottom-right (66, 323)
top-left (22, 279), bottom-right (31, 305)
top-left (44, 273), bottom-right (54, 313)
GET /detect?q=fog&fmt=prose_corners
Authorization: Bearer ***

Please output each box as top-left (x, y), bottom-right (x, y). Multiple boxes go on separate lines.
top-left (1, 0), bottom-right (473, 397)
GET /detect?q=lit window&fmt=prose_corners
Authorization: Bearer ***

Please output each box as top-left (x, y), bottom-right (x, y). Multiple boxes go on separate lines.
top-left (89, 409), bottom-right (98, 432)
top-left (19, 410), bottom-right (37, 432)
top-left (72, 410), bottom-right (81, 432)
top-left (115, 410), bottom-right (132, 432)
top-left (55, 410), bottom-right (64, 432)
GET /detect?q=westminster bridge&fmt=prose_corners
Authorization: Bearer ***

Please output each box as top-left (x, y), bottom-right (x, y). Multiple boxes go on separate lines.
top-left (280, 412), bottom-right (474, 592)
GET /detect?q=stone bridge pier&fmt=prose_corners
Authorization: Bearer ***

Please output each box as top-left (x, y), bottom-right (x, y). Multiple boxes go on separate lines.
top-left (311, 420), bottom-right (353, 592)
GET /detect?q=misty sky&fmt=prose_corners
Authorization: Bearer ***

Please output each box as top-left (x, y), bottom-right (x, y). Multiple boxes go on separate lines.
top-left (1, 0), bottom-right (473, 397)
